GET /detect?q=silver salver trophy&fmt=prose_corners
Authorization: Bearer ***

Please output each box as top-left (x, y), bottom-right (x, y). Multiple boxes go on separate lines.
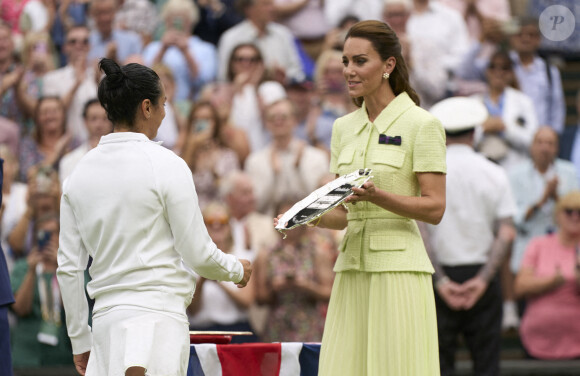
top-left (275, 168), bottom-right (373, 237)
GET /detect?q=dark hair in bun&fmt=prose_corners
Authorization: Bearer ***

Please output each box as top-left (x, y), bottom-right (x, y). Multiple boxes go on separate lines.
top-left (97, 58), bottom-right (162, 129)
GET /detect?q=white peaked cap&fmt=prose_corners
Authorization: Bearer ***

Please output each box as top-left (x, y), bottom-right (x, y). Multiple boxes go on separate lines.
top-left (430, 96), bottom-right (489, 133)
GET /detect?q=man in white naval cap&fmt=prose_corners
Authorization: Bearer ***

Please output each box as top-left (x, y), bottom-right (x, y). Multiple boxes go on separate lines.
top-left (421, 96), bottom-right (517, 376)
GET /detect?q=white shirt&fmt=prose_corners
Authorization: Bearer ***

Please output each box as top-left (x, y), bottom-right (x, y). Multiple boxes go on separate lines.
top-left (57, 132), bottom-right (243, 354)
top-left (42, 65), bottom-right (98, 143)
top-left (324, 0), bottom-right (382, 27)
top-left (59, 142), bottom-right (91, 185)
top-left (427, 144), bottom-right (516, 265)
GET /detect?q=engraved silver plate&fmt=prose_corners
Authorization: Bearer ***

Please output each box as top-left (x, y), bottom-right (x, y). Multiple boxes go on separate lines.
top-left (275, 168), bottom-right (373, 236)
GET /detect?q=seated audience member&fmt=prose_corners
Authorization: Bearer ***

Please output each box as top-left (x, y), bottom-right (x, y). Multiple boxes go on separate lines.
top-left (15, 31), bottom-right (58, 132)
top-left (59, 99), bottom-right (112, 184)
top-left (10, 214), bottom-right (74, 368)
top-left (0, 145), bottom-right (27, 273)
top-left (18, 96), bottom-right (75, 182)
top-left (7, 165), bottom-right (60, 259)
top-left (220, 171), bottom-right (279, 255)
top-left (188, 201), bottom-right (258, 343)
top-left (254, 197), bottom-right (334, 342)
top-left (272, 0), bottom-right (329, 62)
top-left (0, 117), bottom-right (19, 156)
top-left (305, 48), bottom-right (354, 151)
top-left (507, 127), bottom-right (578, 328)
top-left (152, 63), bottom-right (186, 153)
top-left (515, 191), bottom-right (580, 359)
top-left (42, 25), bottom-right (99, 143)
top-left (182, 101), bottom-right (241, 209)
top-left (225, 43), bottom-right (270, 152)
top-left (88, 0), bottom-right (143, 64)
top-left (115, 0), bottom-right (158, 46)
top-left (0, 22), bottom-right (26, 126)
top-left (405, 0), bottom-right (470, 108)
top-left (142, 0), bottom-right (217, 101)
top-left (472, 50), bottom-right (537, 169)
top-left (217, 0), bottom-right (304, 84)
top-left (244, 98), bottom-right (329, 217)
top-left (560, 89), bottom-right (580, 185)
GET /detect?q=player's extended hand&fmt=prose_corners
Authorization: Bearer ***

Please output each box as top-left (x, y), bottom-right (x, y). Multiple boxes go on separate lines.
top-left (236, 259), bottom-right (252, 288)
top-left (73, 351), bottom-right (90, 375)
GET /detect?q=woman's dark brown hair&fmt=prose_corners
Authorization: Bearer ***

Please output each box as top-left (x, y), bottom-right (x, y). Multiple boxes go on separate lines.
top-left (345, 20), bottom-right (420, 107)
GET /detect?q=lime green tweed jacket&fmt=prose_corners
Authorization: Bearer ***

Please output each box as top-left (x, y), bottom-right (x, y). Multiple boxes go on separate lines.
top-left (330, 92), bottom-right (447, 273)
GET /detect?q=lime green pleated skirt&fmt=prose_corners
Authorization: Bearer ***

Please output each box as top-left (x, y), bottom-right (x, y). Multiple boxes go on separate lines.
top-left (318, 271), bottom-right (440, 376)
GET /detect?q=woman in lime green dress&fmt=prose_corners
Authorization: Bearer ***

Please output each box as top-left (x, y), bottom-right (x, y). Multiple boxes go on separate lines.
top-left (313, 20), bottom-right (446, 375)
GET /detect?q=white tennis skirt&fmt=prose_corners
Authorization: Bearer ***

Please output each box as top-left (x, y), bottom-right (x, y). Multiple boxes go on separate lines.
top-left (86, 306), bottom-right (190, 376)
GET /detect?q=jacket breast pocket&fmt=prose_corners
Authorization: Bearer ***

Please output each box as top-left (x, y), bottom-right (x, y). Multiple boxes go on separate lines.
top-left (370, 148), bottom-right (406, 170)
top-left (337, 148), bottom-right (356, 174)
top-left (369, 235), bottom-right (406, 252)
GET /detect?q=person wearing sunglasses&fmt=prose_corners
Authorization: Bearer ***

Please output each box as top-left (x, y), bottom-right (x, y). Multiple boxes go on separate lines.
top-left (42, 25), bottom-right (98, 145)
top-left (514, 191), bottom-right (580, 359)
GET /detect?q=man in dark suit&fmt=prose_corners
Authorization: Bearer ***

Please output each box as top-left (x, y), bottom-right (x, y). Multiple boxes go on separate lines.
top-left (0, 158), bottom-right (14, 375)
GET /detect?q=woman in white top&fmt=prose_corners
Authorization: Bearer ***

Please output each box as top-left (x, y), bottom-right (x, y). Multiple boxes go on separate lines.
top-left (473, 50), bottom-right (538, 169)
top-left (57, 58), bottom-right (252, 376)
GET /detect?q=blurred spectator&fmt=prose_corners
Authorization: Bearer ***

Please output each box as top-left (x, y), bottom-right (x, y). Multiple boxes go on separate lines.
top-left (244, 98), bottom-right (329, 217)
top-left (143, 0), bottom-right (217, 101)
top-left (88, 0), bottom-right (143, 64)
top-left (254, 197), bottom-right (334, 342)
top-left (220, 170), bottom-right (279, 261)
top-left (194, 0), bottom-right (243, 46)
top-left (509, 17), bottom-right (565, 134)
top-left (514, 191), bottom-right (580, 359)
top-left (0, 156), bottom-right (14, 376)
top-left (320, 14), bottom-right (358, 53)
top-left (438, 0), bottom-right (511, 42)
top-left (59, 98), bottom-right (112, 184)
top-left (527, 0), bottom-right (580, 57)
top-left (305, 48), bottom-right (354, 151)
top-left (426, 97), bottom-right (516, 376)
top-left (405, 0), bottom-right (470, 108)
top-left (18, 0), bottom-right (50, 35)
top-left (559, 89), bottom-right (580, 184)
top-left (0, 0), bottom-right (31, 34)
top-left (285, 77), bottom-right (316, 142)
top-left (0, 117), bottom-right (19, 155)
top-left (508, 127), bottom-right (578, 286)
top-left (16, 31), bottom-right (58, 132)
top-left (7, 165), bottom-right (60, 258)
top-left (18, 96), bottom-right (74, 182)
top-left (182, 100), bottom-right (241, 209)
top-left (45, 0), bottom-right (90, 67)
top-left (324, 0), bottom-right (382, 28)
top-left (273, 0), bottom-right (329, 62)
top-left (42, 25), bottom-right (99, 143)
top-left (472, 50), bottom-right (538, 169)
top-left (0, 144), bottom-right (27, 272)
top-left (225, 42), bottom-right (270, 152)
top-left (217, 0), bottom-right (304, 84)
top-left (198, 81), bottom-right (253, 162)
top-left (152, 63), bottom-right (187, 152)
top-left (0, 22), bottom-right (26, 126)
top-left (187, 201), bottom-right (258, 343)
top-left (115, 0), bottom-right (159, 46)
top-left (10, 214), bottom-right (74, 369)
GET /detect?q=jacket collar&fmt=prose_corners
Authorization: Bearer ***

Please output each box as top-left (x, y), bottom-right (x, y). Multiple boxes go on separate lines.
top-left (99, 132), bottom-right (162, 145)
top-left (353, 92), bottom-right (415, 135)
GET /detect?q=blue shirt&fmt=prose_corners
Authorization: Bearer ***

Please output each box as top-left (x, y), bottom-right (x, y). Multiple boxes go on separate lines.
top-left (89, 29), bottom-right (143, 63)
top-left (142, 36), bottom-right (217, 101)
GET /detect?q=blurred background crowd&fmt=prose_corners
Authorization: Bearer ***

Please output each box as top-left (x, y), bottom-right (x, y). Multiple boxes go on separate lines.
top-left (0, 0), bottom-right (580, 373)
